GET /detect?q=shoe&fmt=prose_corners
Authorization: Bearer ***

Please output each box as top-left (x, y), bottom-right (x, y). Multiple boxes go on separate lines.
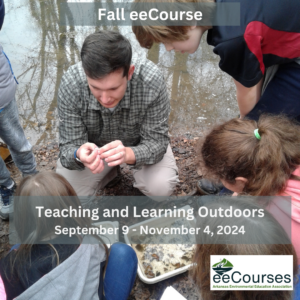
top-left (0, 179), bottom-right (16, 220)
top-left (196, 178), bottom-right (224, 195)
top-left (0, 203), bottom-right (13, 220)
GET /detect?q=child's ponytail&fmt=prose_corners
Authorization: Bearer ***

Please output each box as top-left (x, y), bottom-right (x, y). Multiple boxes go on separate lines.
top-left (199, 115), bottom-right (300, 196)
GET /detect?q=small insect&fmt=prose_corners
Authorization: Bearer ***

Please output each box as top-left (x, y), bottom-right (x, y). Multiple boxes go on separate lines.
top-left (181, 255), bottom-right (190, 261)
top-left (147, 271), bottom-right (155, 278)
top-left (151, 254), bottom-right (159, 260)
top-left (173, 263), bottom-right (181, 269)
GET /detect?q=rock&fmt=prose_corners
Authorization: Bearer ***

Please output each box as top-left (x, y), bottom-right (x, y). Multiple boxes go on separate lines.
top-left (185, 158), bottom-right (194, 167)
top-left (0, 230), bottom-right (7, 237)
top-left (196, 167), bottom-right (203, 177)
top-left (39, 162), bottom-right (47, 166)
top-left (178, 149), bottom-right (186, 154)
top-left (184, 132), bottom-right (193, 139)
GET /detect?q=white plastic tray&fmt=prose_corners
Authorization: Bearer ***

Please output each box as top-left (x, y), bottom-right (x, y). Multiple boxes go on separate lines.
top-left (92, 221), bottom-right (119, 248)
top-left (124, 205), bottom-right (196, 284)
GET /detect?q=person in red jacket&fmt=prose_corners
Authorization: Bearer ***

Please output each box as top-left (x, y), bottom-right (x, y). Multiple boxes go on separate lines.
top-left (133, 0), bottom-right (300, 195)
top-left (133, 0), bottom-right (300, 120)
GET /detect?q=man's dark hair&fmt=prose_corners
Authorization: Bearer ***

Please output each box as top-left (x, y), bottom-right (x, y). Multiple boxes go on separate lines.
top-left (81, 30), bottom-right (132, 79)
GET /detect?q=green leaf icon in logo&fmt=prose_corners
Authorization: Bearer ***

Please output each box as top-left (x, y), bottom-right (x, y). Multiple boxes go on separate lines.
top-left (212, 259), bottom-right (233, 275)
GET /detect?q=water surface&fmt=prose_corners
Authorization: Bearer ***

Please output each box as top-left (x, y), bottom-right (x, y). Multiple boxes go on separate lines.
top-left (1, 0), bottom-right (238, 145)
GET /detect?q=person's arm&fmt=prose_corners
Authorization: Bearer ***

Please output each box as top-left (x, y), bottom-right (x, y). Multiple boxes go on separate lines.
top-left (234, 78), bottom-right (263, 118)
top-left (0, 275), bottom-right (7, 300)
top-left (58, 67), bottom-right (90, 170)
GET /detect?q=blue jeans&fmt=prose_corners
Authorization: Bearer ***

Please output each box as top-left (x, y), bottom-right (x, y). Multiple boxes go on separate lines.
top-left (0, 98), bottom-right (37, 188)
top-left (104, 243), bottom-right (138, 300)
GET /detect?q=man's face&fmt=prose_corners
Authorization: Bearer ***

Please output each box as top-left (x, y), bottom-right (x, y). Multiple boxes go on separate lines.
top-left (87, 65), bottom-right (135, 108)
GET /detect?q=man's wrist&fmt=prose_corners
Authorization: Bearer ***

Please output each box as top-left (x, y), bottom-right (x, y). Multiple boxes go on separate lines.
top-left (125, 147), bottom-right (136, 165)
top-left (75, 148), bottom-right (80, 160)
top-left (74, 148), bottom-right (84, 167)
top-left (74, 148), bottom-right (79, 160)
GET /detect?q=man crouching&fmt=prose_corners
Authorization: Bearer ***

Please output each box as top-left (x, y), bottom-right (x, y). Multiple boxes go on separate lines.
top-left (56, 30), bottom-right (178, 198)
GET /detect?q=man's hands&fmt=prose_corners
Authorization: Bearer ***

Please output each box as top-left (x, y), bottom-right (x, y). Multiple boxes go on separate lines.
top-left (76, 143), bottom-right (104, 174)
top-left (76, 141), bottom-right (136, 173)
top-left (99, 140), bottom-right (136, 166)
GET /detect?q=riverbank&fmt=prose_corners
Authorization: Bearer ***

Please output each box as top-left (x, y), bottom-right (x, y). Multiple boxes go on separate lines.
top-left (0, 136), bottom-right (202, 299)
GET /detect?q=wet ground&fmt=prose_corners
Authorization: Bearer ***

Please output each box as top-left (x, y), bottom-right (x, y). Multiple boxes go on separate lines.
top-left (0, 136), bottom-right (202, 299)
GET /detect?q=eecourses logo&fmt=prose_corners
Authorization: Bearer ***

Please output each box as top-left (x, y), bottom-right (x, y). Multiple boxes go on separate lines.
top-left (210, 255), bottom-right (293, 291)
top-left (212, 258), bottom-right (233, 275)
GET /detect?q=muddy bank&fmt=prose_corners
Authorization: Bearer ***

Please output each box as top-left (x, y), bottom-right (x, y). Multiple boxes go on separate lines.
top-left (0, 136), bottom-right (202, 299)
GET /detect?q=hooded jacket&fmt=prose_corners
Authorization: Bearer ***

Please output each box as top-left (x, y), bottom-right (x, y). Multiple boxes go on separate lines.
top-left (0, 235), bottom-right (106, 300)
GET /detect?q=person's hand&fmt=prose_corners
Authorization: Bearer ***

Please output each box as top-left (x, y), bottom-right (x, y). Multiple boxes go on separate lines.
top-left (76, 143), bottom-right (104, 174)
top-left (98, 140), bottom-right (136, 167)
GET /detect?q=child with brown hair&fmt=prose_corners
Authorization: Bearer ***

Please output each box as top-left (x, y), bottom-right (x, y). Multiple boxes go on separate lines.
top-left (0, 172), bottom-right (137, 300)
top-left (133, 0), bottom-right (300, 120)
top-left (198, 114), bottom-right (300, 265)
top-left (134, 0), bottom-right (300, 196)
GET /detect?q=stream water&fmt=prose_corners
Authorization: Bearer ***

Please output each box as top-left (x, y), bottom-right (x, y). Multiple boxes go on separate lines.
top-left (1, 0), bottom-right (238, 145)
